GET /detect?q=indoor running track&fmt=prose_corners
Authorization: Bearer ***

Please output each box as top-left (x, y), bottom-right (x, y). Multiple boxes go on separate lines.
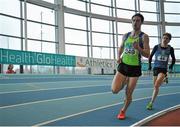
top-left (0, 74), bottom-right (180, 126)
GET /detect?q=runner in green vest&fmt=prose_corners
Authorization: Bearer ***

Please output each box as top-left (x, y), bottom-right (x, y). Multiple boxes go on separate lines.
top-left (111, 13), bottom-right (150, 120)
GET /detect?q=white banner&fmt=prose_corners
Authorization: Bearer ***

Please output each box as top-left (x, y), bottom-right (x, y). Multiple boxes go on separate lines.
top-left (76, 56), bottom-right (117, 69)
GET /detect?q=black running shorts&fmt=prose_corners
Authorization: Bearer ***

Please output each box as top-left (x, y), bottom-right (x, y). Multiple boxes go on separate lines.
top-left (153, 67), bottom-right (167, 76)
top-left (117, 62), bottom-right (142, 77)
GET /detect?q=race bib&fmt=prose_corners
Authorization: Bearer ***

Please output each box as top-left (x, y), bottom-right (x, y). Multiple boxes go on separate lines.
top-left (157, 55), bottom-right (168, 61)
top-left (124, 47), bottom-right (135, 55)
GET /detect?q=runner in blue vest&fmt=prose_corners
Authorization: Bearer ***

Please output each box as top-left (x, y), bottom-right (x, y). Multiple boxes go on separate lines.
top-left (146, 32), bottom-right (176, 110)
top-left (111, 13), bottom-right (150, 119)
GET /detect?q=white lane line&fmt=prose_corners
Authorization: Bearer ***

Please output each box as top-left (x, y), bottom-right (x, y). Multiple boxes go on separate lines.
top-left (1, 86), bottom-right (180, 109)
top-left (0, 81), bottom-right (179, 95)
top-left (0, 76), bottom-right (102, 80)
top-left (0, 91), bottom-right (111, 109)
top-left (0, 82), bottom-right (153, 94)
top-left (32, 102), bottom-right (123, 127)
top-left (0, 76), bottom-right (112, 82)
top-left (0, 84), bottom-right (109, 94)
top-left (32, 92), bottom-right (180, 126)
top-left (0, 80), bottom-right (109, 86)
top-left (0, 78), bottom-right (179, 94)
top-left (130, 104), bottom-right (180, 127)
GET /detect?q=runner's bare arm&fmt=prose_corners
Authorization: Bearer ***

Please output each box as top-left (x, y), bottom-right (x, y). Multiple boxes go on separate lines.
top-left (117, 34), bottom-right (127, 63)
top-left (139, 34), bottom-right (150, 58)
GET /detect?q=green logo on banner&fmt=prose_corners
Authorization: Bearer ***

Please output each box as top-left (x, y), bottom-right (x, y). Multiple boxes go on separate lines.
top-left (0, 48), bottom-right (76, 66)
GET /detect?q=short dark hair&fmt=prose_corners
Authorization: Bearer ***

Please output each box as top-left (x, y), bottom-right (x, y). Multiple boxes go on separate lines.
top-left (163, 32), bottom-right (172, 40)
top-left (132, 13), bottom-right (144, 23)
top-left (8, 64), bottom-right (12, 70)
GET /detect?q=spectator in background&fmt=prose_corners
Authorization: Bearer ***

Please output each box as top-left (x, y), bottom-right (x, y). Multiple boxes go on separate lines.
top-left (6, 64), bottom-right (16, 74)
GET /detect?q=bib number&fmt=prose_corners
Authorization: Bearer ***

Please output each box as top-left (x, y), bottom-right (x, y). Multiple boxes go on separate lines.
top-left (124, 48), bottom-right (135, 55)
top-left (157, 55), bottom-right (168, 61)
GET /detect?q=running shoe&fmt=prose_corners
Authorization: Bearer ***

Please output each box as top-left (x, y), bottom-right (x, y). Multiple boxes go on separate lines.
top-left (165, 77), bottom-right (168, 84)
top-left (117, 110), bottom-right (126, 120)
top-left (146, 102), bottom-right (153, 110)
top-left (163, 74), bottom-right (168, 84)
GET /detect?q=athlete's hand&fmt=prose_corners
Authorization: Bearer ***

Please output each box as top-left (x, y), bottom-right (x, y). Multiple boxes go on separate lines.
top-left (169, 65), bottom-right (173, 70)
top-left (117, 57), bottom-right (122, 64)
top-left (169, 69), bottom-right (173, 73)
top-left (169, 65), bottom-right (173, 73)
top-left (148, 65), bottom-right (152, 70)
top-left (133, 41), bottom-right (140, 50)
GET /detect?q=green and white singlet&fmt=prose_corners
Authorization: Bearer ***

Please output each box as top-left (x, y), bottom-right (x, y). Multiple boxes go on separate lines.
top-left (122, 33), bottom-right (143, 66)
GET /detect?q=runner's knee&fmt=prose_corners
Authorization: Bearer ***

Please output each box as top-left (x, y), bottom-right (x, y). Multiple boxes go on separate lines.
top-left (111, 89), bottom-right (119, 94)
top-left (154, 84), bottom-right (160, 90)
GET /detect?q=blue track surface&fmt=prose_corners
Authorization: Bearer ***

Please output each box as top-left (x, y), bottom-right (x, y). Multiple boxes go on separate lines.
top-left (0, 74), bottom-right (179, 126)
top-left (0, 85), bottom-right (110, 106)
top-left (46, 94), bottom-right (180, 126)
